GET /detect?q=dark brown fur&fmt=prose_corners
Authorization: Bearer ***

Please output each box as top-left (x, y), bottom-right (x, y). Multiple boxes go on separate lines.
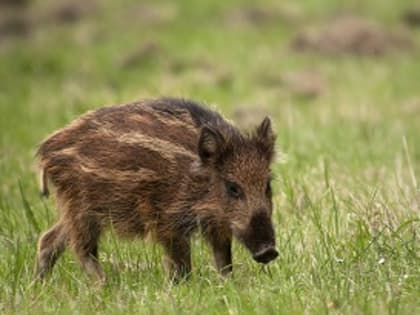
top-left (35, 98), bottom-right (278, 282)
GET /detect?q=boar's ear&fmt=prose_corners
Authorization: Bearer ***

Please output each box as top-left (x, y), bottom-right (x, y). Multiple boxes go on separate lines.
top-left (254, 117), bottom-right (276, 162)
top-left (198, 126), bottom-right (225, 164)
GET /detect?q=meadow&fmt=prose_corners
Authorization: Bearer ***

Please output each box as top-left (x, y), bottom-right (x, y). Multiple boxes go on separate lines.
top-left (0, 0), bottom-right (419, 314)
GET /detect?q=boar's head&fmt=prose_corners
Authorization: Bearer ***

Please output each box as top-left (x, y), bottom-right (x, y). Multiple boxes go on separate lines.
top-left (197, 117), bottom-right (278, 264)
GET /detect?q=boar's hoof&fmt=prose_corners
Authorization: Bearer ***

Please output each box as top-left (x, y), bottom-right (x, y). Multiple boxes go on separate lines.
top-left (253, 247), bottom-right (278, 264)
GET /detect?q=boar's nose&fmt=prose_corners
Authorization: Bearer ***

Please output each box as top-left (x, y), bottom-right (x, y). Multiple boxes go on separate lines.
top-left (252, 246), bottom-right (279, 264)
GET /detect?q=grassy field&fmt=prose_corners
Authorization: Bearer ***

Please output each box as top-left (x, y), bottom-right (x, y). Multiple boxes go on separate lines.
top-left (1, 0), bottom-right (420, 314)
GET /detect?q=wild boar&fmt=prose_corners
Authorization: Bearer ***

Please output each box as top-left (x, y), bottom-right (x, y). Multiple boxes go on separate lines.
top-left (35, 98), bottom-right (278, 282)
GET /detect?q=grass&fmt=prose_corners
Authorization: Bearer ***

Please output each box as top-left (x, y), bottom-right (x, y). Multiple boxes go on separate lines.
top-left (1, 0), bottom-right (419, 314)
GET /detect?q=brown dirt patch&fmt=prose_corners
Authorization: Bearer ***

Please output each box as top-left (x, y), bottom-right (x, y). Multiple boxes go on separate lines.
top-left (258, 69), bottom-right (326, 99)
top-left (168, 58), bottom-right (215, 74)
top-left (402, 8), bottom-right (420, 28)
top-left (401, 99), bottom-right (420, 115)
top-left (280, 70), bottom-right (326, 98)
top-left (125, 3), bottom-right (178, 26)
top-left (0, 0), bottom-right (29, 7)
top-left (119, 41), bottom-right (163, 69)
top-left (191, 68), bottom-right (232, 88)
top-left (0, 0), bottom-right (98, 45)
top-left (0, 13), bottom-right (30, 39)
top-left (166, 57), bottom-right (232, 88)
top-left (224, 5), bottom-right (301, 27)
top-left (45, 0), bottom-right (97, 24)
top-left (0, 4), bottom-right (32, 41)
top-left (292, 15), bottom-right (413, 56)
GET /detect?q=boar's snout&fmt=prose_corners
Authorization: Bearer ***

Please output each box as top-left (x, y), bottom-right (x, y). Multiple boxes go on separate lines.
top-left (253, 246), bottom-right (278, 264)
top-left (238, 210), bottom-right (278, 264)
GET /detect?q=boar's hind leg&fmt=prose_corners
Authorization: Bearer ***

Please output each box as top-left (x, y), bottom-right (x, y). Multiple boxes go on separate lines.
top-left (69, 219), bottom-right (105, 284)
top-left (36, 221), bottom-right (67, 279)
top-left (161, 237), bottom-right (191, 282)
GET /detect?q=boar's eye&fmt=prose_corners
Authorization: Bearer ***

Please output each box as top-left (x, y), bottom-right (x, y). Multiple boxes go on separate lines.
top-left (225, 181), bottom-right (243, 199)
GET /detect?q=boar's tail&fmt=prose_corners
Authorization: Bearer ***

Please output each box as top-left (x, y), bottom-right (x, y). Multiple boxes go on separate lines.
top-left (39, 167), bottom-right (49, 198)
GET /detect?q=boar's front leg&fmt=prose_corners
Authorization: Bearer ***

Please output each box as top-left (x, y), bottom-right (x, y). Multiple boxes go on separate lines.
top-left (208, 235), bottom-right (232, 276)
top-left (161, 237), bottom-right (191, 282)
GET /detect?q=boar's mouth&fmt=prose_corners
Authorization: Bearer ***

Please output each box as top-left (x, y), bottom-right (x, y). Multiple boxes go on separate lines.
top-left (237, 211), bottom-right (278, 264)
top-left (252, 246), bottom-right (278, 264)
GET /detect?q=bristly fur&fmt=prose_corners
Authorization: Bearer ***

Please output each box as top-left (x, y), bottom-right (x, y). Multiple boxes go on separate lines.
top-left (39, 167), bottom-right (49, 197)
top-left (35, 97), bottom-right (277, 282)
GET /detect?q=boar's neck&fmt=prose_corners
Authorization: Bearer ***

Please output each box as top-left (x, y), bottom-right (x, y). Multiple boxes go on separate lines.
top-left (182, 171), bottom-right (228, 237)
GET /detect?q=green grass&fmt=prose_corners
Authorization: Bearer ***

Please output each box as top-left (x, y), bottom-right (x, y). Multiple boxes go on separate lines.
top-left (1, 0), bottom-right (419, 314)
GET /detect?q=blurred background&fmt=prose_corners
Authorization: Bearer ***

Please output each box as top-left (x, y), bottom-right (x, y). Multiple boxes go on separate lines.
top-left (1, 1), bottom-right (420, 313)
top-left (1, 0), bottom-right (420, 222)
top-left (1, 0), bottom-right (419, 136)
top-left (1, 0), bottom-right (420, 244)
top-left (1, 0), bottom-right (420, 197)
